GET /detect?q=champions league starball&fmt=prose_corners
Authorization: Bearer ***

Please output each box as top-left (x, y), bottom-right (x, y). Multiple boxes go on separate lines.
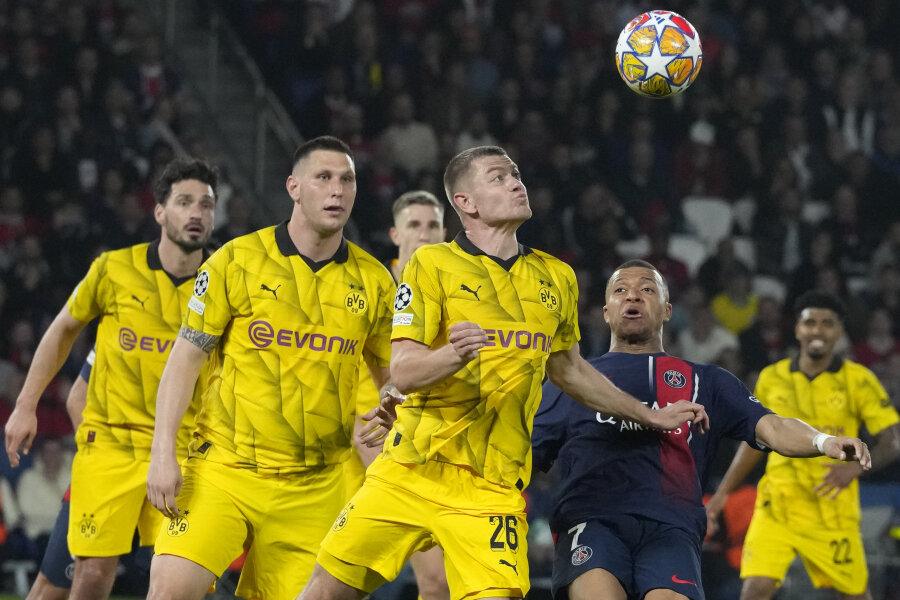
top-left (615, 10), bottom-right (703, 98)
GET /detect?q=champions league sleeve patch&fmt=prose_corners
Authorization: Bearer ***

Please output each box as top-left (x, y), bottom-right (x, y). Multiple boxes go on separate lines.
top-left (393, 313), bottom-right (413, 326)
top-left (393, 283), bottom-right (413, 312)
top-left (193, 270), bottom-right (210, 297)
top-left (188, 296), bottom-right (205, 315)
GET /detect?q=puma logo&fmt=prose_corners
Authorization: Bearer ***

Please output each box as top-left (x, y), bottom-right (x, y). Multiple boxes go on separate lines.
top-left (261, 283), bottom-right (281, 299)
top-left (460, 284), bottom-right (482, 300)
top-left (132, 295), bottom-right (148, 309)
top-left (499, 559), bottom-right (518, 575)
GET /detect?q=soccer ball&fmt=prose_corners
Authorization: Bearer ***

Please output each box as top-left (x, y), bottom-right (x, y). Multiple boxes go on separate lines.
top-left (615, 10), bottom-right (702, 99)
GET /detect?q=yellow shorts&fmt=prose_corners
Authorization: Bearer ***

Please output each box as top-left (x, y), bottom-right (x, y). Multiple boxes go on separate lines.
top-left (343, 448), bottom-right (366, 499)
top-left (154, 457), bottom-right (346, 600)
top-left (319, 458), bottom-right (529, 600)
top-left (741, 504), bottom-right (868, 595)
top-left (68, 440), bottom-right (160, 557)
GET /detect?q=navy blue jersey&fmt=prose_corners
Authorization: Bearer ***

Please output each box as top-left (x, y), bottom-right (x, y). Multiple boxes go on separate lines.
top-left (533, 352), bottom-right (771, 538)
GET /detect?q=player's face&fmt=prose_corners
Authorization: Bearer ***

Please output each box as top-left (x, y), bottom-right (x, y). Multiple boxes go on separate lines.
top-left (390, 204), bottom-right (445, 256)
top-left (464, 155), bottom-right (531, 226)
top-left (603, 267), bottom-right (671, 344)
top-left (157, 179), bottom-right (215, 251)
top-left (795, 307), bottom-right (843, 360)
top-left (287, 150), bottom-right (356, 236)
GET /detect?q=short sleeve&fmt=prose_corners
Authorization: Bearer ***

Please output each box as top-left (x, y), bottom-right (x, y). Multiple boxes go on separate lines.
top-left (391, 251), bottom-right (443, 345)
top-left (855, 366), bottom-right (900, 436)
top-left (183, 245), bottom-right (235, 335)
top-left (68, 252), bottom-right (109, 324)
top-left (550, 261), bottom-right (580, 353)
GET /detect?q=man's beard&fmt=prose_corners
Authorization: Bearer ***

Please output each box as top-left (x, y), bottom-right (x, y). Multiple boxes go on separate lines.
top-left (167, 223), bottom-right (207, 252)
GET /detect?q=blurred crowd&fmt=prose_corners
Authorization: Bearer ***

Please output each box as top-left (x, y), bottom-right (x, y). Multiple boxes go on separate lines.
top-left (0, 0), bottom-right (898, 594)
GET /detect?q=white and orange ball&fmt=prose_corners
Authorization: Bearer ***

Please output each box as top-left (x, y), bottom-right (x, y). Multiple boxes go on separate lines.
top-left (615, 10), bottom-right (703, 98)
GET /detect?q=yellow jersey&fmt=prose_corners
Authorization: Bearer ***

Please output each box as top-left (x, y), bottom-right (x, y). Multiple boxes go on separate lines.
top-left (183, 222), bottom-right (395, 473)
top-left (385, 234), bottom-right (580, 489)
top-left (754, 357), bottom-right (899, 530)
top-left (68, 240), bottom-right (205, 459)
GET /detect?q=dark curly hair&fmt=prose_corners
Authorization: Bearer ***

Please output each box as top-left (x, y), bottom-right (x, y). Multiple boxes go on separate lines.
top-left (153, 158), bottom-right (219, 205)
top-left (793, 290), bottom-right (846, 323)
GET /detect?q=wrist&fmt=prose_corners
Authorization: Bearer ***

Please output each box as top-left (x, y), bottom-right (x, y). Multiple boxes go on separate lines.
top-left (813, 432), bottom-right (834, 454)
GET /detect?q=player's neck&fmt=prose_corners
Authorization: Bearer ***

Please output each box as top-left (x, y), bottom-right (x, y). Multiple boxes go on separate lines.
top-left (608, 336), bottom-right (664, 355)
top-left (464, 224), bottom-right (519, 260)
top-left (797, 352), bottom-right (833, 378)
top-left (157, 236), bottom-right (205, 278)
top-left (288, 220), bottom-right (343, 262)
top-left (391, 256), bottom-right (406, 282)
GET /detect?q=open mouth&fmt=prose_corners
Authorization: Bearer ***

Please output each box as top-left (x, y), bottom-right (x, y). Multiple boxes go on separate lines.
top-left (623, 308), bottom-right (642, 319)
top-left (185, 224), bottom-right (204, 235)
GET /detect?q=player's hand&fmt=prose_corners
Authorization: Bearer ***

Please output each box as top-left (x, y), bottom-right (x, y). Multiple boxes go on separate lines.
top-left (649, 400), bottom-right (709, 433)
top-left (814, 461), bottom-right (864, 499)
top-left (820, 436), bottom-right (871, 470)
top-left (4, 406), bottom-right (38, 467)
top-left (358, 387), bottom-right (405, 447)
top-left (146, 452), bottom-right (183, 519)
top-left (704, 492), bottom-right (727, 537)
top-left (448, 321), bottom-right (487, 362)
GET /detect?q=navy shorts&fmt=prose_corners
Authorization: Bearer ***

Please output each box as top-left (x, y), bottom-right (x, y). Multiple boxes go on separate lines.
top-left (552, 514), bottom-right (704, 600)
top-left (39, 497), bottom-right (74, 588)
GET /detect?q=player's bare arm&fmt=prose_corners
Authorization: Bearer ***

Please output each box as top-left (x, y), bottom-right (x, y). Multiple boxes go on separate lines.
top-left (546, 345), bottom-right (710, 432)
top-left (390, 321), bottom-right (487, 394)
top-left (147, 335), bottom-right (213, 519)
top-left (815, 422), bottom-right (900, 499)
top-left (4, 306), bottom-right (87, 466)
top-left (754, 414), bottom-right (871, 469)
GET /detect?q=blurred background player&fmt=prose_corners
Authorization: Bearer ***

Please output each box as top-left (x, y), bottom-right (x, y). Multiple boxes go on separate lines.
top-left (347, 190), bottom-right (449, 600)
top-left (299, 146), bottom-right (708, 600)
top-left (4, 158), bottom-right (218, 600)
top-left (708, 291), bottom-right (900, 600)
top-left (532, 261), bottom-right (871, 600)
top-left (146, 136), bottom-right (397, 600)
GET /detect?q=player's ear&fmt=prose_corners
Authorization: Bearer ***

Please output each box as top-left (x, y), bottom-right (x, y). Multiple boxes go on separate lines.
top-left (452, 192), bottom-right (475, 216)
top-left (285, 174), bottom-right (300, 203)
top-left (603, 304), bottom-right (610, 323)
top-left (663, 301), bottom-right (673, 322)
top-left (153, 202), bottom-right (166, 226)
top-left (389, 226), bottom-right (400, 247)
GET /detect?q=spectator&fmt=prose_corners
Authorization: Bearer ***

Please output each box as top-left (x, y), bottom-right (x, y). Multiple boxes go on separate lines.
top-left (14, 437), bottom-right (72, 558)
top-left (739, 295), bottom-right (790, 375)
top-left (711, 265), bottom-right (759, 335)
top-left (642, 228), bottom-right (691, 300)
top-left (852, 307), bottom-right (900, 368)
top-left (754, 183), bottom-right (813, 277)
top-left (697, 237), bottom-right (752, 299)
top-left (379, 92), bottom-right (439, 179)
top-left (672, 120), bottom-right (731, 199)
top-left (676, 305), bottom-right (740, 364)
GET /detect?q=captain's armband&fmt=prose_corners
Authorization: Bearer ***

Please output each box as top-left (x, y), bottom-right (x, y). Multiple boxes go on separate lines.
top-left (178, 327), bottom-right (220, 353)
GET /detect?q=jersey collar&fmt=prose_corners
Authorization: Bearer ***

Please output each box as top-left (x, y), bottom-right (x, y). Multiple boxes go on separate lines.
top-left (274, 220), bottom-right (349, 271)
top-left (453, 232), bottom-right (532, 271)
top-left (789, 355), bottom-right (844, 377)
top-left (147, 238), bottom-right (211, 287)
